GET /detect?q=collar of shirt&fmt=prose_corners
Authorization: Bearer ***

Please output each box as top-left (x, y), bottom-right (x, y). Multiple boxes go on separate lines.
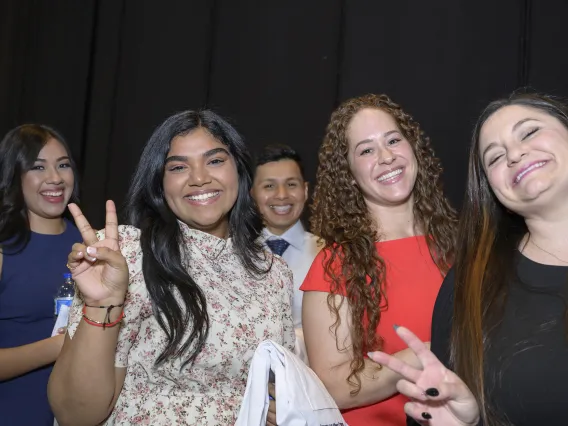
top-left (262, 220), bottom-right (305, 251)
top-left (177, 219), bottom-right (232, 259)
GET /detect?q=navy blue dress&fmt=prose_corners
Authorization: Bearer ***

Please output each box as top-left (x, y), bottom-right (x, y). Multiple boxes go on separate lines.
top-left (0, 219), bottom-right (81, 426)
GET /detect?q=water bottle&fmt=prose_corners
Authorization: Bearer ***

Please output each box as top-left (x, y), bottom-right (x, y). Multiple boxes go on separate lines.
top-left (55, 273), bottom-right (75, 317)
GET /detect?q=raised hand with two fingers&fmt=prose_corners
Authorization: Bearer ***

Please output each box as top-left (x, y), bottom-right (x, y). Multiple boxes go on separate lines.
top-left (368, 326), bottom-right (480, 426)
top-left (66, 200), bottom-right (129, 306)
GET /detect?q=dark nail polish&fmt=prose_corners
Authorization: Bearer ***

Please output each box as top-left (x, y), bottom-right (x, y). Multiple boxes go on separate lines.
top-left (393, 324), bottom-right (400, 330)
top-left (421, 412), bottom-right (432, 420)
top-left (425, 388), bottom-right (439, 397)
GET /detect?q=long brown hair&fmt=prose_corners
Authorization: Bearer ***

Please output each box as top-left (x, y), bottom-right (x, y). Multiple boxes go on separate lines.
top-left (311, 94), bottom-right (457, 394)
top-left (451, 91), bottom-right (568, 425)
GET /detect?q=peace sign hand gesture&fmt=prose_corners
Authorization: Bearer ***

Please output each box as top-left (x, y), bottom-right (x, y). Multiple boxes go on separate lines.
top-left (67, 200), bottom-right (129, 306)
top-left (368, 326), bottom-right (480, 426)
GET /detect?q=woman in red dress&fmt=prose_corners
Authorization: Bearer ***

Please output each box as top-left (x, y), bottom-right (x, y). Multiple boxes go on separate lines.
top-left (301, 94), bottom-right (456, 425)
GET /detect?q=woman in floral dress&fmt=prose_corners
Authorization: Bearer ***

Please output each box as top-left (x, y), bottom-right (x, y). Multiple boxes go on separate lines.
top-left (48, 110), bottom-right (295, 425)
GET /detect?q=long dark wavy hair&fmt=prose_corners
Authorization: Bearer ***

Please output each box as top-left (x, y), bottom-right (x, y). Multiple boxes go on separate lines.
top-left (124, 110), bottom-right (268, 367)
top-left (451, 91), bottom-right (568, 425)
top-left (0, 124), bottom-right (80, 252)
top-left (311, 94), bottom-right (457, 394)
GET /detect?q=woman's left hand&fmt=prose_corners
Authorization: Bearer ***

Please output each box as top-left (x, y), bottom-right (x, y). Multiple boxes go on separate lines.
top-left (368, 326), bottom-right (480, 425)
top-left (266, 382), bottom-right (277, 426)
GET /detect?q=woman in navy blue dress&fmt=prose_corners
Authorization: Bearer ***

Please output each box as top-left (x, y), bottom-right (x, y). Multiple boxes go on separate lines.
top-left (0, 124), bottom-right (81, 426)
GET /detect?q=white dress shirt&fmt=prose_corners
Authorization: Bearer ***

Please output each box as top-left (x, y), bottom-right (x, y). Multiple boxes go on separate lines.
top-left (262, 221), bottom-right (322, 329)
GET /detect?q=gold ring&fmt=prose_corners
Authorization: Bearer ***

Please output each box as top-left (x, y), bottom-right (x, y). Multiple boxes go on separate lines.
top-left (66, 263), bottom-right (77, 271)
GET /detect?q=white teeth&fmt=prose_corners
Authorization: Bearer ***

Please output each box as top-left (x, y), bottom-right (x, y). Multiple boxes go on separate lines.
top-left (186, 191), bottom-right (219, 201)
top-left (377, 168), bottom-right (403, 182)
top-left (271, 205), bottom-right (292, 214)
top-left (515, 162), bottom-right (546, 183)
top-left (41, 191), bottom-right (63, 197)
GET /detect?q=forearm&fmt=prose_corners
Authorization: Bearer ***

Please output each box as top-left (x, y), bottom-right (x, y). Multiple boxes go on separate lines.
top-left (0, 336), bottom-right (63, 381)
top-left (48, 306), bottom-right (122, 426)
top-left (321, 357), bottom-right (401, 409)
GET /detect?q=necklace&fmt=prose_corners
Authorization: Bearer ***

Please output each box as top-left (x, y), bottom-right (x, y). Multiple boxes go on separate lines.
top-left (529, 239), bottom-right (568, 264)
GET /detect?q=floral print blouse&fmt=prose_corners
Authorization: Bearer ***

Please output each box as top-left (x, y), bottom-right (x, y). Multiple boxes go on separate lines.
top-left (67, 223), bottom-right (295, 425)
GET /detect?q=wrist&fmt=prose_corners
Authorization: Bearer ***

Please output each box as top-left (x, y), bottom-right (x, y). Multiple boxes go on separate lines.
top-left (46, 334), bottom-right (65, 361)
top-left (83, 306), bottom-right (124, 323)
top-left (83, 297), bottom-right (126, 324)
top-left (83, 294), bottom-right (126, 308)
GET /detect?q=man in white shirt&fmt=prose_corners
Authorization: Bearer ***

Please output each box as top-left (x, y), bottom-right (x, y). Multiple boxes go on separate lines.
top-left (251, 145), bottom-right (322, 331)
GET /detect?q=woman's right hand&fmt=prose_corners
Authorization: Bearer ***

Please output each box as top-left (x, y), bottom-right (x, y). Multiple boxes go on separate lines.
top-left (67, 200), bottom-right (129, 305)
top-left (368, 326), bottom-right (479, 426)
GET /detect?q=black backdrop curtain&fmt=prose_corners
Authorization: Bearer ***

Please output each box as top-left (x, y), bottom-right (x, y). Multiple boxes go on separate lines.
top-left (1, 0), bottom-right (567, 228)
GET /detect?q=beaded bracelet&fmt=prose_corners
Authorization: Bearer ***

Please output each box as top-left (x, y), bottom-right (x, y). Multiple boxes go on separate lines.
top-left (82, 302), bottom-right (125, 330)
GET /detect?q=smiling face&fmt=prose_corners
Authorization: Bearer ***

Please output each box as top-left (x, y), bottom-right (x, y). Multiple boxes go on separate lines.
top-left (162, 128), bottom-right (239, 238)
top-left (479, 105), bottom-right (568, 217)
top-left (21, 138), bottom-right (75, 221)
top-left (346, 108), bottom-right (418, 209)
top-left (251, 159), bottom-right (308, 235)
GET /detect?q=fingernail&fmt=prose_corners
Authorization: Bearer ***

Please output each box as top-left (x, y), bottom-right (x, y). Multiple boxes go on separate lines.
top-left (86, 246), bottom-right (97, 257)
top-left (77, 251), bottom-right (83, 256)
top-left (393, 324), bottom-right (400, 330)
top-left (58, 328), bottom-right (65, 333)
top-left (367, 352), bottom-right (374, 358)
top-left (425, 388), bottom-right (439, 397)
top-left (421, 412), bottom-right (432, 420)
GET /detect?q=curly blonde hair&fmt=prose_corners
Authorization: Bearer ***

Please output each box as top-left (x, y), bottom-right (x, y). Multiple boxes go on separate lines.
top-left (310, 94), bottom-right (457, 394)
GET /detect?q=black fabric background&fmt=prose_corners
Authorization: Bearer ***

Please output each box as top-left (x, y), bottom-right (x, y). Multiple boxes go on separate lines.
top-left (1, 0), bottom-right (567, 228)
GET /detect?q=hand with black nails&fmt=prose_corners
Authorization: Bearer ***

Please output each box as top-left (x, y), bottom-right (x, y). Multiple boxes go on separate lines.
top-left (367, 326), bottom-right (479, 425)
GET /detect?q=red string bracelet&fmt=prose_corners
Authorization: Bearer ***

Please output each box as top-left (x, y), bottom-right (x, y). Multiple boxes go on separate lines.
top-left (82, 303), bottom-right (125, 330)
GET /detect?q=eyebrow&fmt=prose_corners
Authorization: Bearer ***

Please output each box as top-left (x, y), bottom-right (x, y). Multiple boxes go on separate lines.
top-left (260, 176), bottom-right (302, 182)
top-left (354, 130), bottom-right (399, 150)
top-left (164, 147), bottom-right (230, 164)
top-left (482, 118), bottom-right (541, 160)
top-left (204, 147), bottom-right (230, 158)
top-left (35, 156), bottom-right (70, 162)
top-left (512, 117), bottom-right (539, 132)
top-left (481, 142), bottom-right (498, 161)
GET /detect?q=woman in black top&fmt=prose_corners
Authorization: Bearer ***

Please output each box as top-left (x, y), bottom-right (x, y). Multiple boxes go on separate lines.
top-left (368, 91), bottom-right (568, 426)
